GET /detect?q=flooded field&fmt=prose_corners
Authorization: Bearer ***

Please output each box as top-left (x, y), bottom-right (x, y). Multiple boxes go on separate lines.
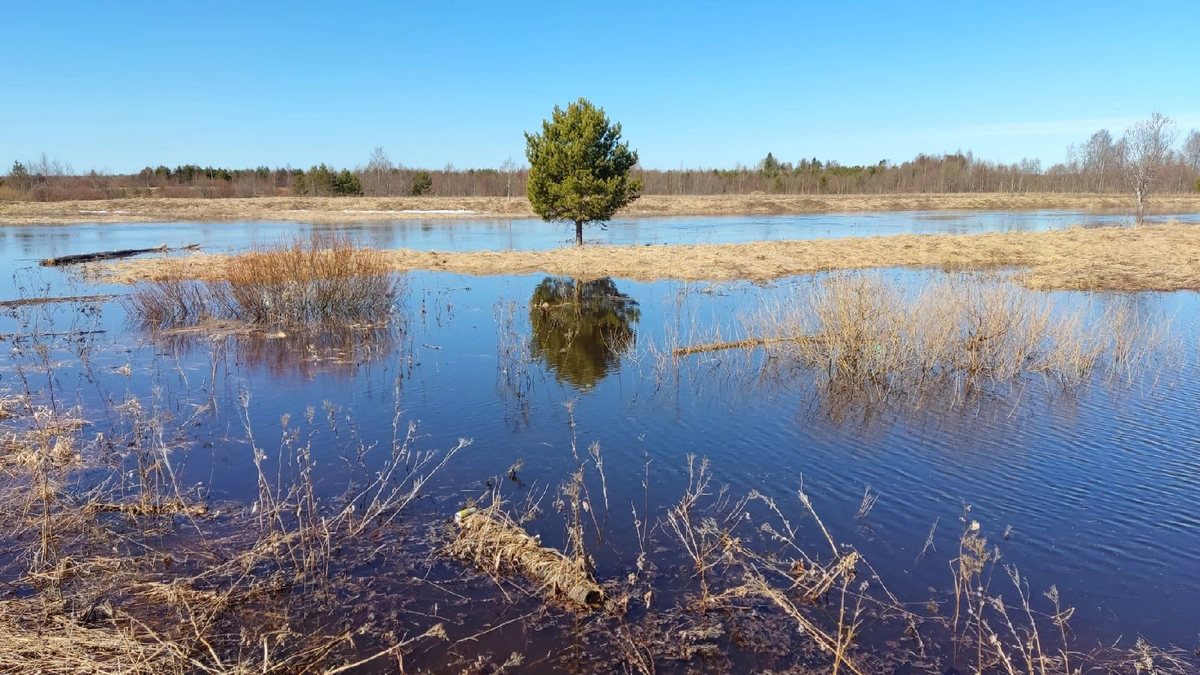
top-left (5, 210), bottom-right (1200, 270)
top-left (3, 217), bottom-right (1199, 674)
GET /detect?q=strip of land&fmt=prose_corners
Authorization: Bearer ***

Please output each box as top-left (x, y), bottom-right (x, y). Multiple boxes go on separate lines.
top-left (92, 221), bottom-right (1200, 292)
top-left (4, 192), bottom-right (1200, 225)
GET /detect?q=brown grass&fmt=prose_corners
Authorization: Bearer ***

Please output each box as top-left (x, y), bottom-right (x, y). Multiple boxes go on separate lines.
top-left (3, 192), bottom-right (1200, 224)
top-left (98, 220), bottom-right (1200, 292)
top-left (123, 234), bottom-right (401, 326)
top-left (752, 275), bottom-right (1111, 389)
top-left (447, 501), bottom-right (605, 608)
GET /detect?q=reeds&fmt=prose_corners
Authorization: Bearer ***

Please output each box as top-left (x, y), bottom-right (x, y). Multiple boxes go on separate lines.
top-left (124, 234), bottom-right (402, 328)
top-left (744, 273), bottom-right (1174, 398)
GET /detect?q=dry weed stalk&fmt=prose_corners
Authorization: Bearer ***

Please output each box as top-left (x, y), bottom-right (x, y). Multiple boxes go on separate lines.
top-left (1, 341), bottom-right (461, 673)
top-left (665, 464), bottom-right (874, 674)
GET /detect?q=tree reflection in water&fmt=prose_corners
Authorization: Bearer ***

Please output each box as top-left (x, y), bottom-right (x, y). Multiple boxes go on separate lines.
top-left (529, 277), bottom-right (640, 390)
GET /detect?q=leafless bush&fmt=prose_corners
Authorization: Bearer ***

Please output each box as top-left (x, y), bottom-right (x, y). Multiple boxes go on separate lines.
top-left (125, 234), bottom-right (402, 327)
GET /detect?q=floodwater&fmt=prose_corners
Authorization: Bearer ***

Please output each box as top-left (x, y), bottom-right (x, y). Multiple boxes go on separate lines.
top-left (3, 215), bottom-right (1200, 671)
top-left (4, 209), bottom-right (1199, 266)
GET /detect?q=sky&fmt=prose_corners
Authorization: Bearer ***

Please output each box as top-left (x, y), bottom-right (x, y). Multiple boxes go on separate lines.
top-left (2, 0), bottom-right (1199, 174)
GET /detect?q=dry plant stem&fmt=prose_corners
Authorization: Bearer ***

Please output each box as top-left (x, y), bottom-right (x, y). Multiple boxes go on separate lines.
top-left (741, 574), bottom-right (870, 675)
top-left (588, 441), bottom-right (609, 513)
top-left (672, 336), bottom-right (818, 356)
top-left (97, 220), bottom-right (1200, 293)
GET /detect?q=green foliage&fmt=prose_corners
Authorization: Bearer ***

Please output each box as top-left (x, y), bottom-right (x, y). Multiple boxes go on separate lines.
top-left (333, 169), bottom-right (362, 196)
top-left (289, 164), bottom-right (359, 197)
top-left (529, 277), bottom-right (640, 389)
top-left (309, 164), bottom-right (333, 193)
top-left (1195, 177), bottom-right (1200, 193)
top-left (9, 161), bottom-right (30, 191)
top-left (525, 98), bottom-right (642, 245)
top-left (760, 152), bottom-right (780, 173)
top-left (410, 170), bottom-right (432, 196)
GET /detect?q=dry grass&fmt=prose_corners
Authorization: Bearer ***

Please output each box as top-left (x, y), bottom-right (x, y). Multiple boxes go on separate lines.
top-left (96, 221), bottom-right (1200, 292)
top-left (670, 274), bottom-right (1175, 411)
top-left (123, 234), bottom-right (401, 327)
top-left (751, 275), bottom-right (1105, 390)
top-left (0, 314), bottom-right (463, 673)
top-left (447, 501), bottom-right (605, 608)
top-left (4, 192), bottom-right (1200, 224)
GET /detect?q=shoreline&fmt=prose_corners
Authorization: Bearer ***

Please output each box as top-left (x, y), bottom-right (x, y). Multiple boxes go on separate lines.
top-left (92, 220), bottom-right (1200, 292)
top-left (4, 192), bottom-right (1200, 225)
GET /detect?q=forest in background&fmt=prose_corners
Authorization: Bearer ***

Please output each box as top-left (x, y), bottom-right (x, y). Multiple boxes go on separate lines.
top-left (3, 124), bottom-right (1198, 202)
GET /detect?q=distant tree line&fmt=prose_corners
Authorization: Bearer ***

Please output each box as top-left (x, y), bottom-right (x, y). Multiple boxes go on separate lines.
top-left (3, 126), bottom-right (1199, 203)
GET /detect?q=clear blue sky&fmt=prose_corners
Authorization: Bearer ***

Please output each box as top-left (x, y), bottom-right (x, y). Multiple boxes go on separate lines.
top-left (2, 0), bottom-right (1198, 174)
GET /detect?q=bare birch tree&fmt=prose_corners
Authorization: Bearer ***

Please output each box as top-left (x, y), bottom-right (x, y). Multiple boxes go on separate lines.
top-left (1081, 130), bottom-right (1122, 191)
top-left (1184, 129), bottom-right (1200, 175)
top-left (500, 156), bottom-right (519, 199)
top-left (364, 147), bottom-right (395, 196)
top-left (1122, 113), bottom-right (1177, 225)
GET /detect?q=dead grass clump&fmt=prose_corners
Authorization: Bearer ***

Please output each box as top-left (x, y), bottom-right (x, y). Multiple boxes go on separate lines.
top-left (448, 502), bottom-right (605, 608)
top-left (745, 274), bottom-right (1168, 396)
top-left (124, 234), bottom-right (402, 327)
top-left (0, 599), bottom-right (177, 675)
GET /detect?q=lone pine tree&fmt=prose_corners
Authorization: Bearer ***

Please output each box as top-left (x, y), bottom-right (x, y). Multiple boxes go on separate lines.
top-left (525, 98), bottom-right (642, 246)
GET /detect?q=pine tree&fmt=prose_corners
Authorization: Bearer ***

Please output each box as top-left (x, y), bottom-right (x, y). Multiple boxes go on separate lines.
top-left (525, 98), bottom-right (642, 246)
top-left (9, 161), bottom-right (30, 191)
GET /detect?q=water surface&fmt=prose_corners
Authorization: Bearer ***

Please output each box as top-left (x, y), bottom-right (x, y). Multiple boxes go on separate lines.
top-left (3, 216), bottom-right (1200, 669)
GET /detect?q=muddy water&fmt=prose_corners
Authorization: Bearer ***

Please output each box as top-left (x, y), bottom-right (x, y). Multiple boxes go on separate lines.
top-left (3, 218), bottom-right (1200, 670)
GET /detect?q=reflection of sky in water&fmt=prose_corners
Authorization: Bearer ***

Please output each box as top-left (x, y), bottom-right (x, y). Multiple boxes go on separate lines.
top-left (2, 210), bottom-right (1198, 264)
top-left (4, 211), bottom-right (1198, 302)
top-left (4, 234), bottom-right (1200, 650)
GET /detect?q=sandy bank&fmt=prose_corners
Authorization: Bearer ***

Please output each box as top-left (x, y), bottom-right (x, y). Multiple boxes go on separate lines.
top-left (92, 221), bottom-right (1200, 292)
top-left (4, 193), bottom-right (1200, 225)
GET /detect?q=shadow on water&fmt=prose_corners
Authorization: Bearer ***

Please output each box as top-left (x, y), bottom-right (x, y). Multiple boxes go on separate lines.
top-left (529, 277), bottom-right (640, 390)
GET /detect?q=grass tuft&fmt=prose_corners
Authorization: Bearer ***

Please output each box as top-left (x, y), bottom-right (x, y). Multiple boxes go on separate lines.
top-left (125, 234), bottom-right (401, 327)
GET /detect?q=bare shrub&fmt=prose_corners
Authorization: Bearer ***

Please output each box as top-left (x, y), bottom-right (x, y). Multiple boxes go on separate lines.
top-left (125, 234), bottom-right (402, 327)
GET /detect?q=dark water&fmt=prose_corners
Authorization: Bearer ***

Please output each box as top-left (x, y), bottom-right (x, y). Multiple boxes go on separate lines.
top-left (3, 217), bottom-right (1200, 668)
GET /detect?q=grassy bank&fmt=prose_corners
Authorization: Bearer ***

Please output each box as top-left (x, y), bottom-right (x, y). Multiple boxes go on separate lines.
top-left (97, 220), bottom-right (1200, 292)
top-left (4, 192), bottom-right (1200, 224)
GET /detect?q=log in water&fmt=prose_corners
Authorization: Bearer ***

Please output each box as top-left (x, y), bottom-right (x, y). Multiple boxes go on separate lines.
top-left (39, 243), bottom-right (198, 267)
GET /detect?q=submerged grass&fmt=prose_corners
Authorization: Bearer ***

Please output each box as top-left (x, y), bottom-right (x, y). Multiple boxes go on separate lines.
top-left (0, 297), bottom-right (462, 673)
top-left (752, 274), bottom-right (1173, 391)
top-left (5, 268), bottom-right (1198, 673)
top-left (656, 273), bottom-right (1179, 414)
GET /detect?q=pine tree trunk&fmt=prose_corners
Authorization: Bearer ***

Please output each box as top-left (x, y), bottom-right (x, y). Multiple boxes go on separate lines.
top-left (575, 220), bottom-right (584, 247)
